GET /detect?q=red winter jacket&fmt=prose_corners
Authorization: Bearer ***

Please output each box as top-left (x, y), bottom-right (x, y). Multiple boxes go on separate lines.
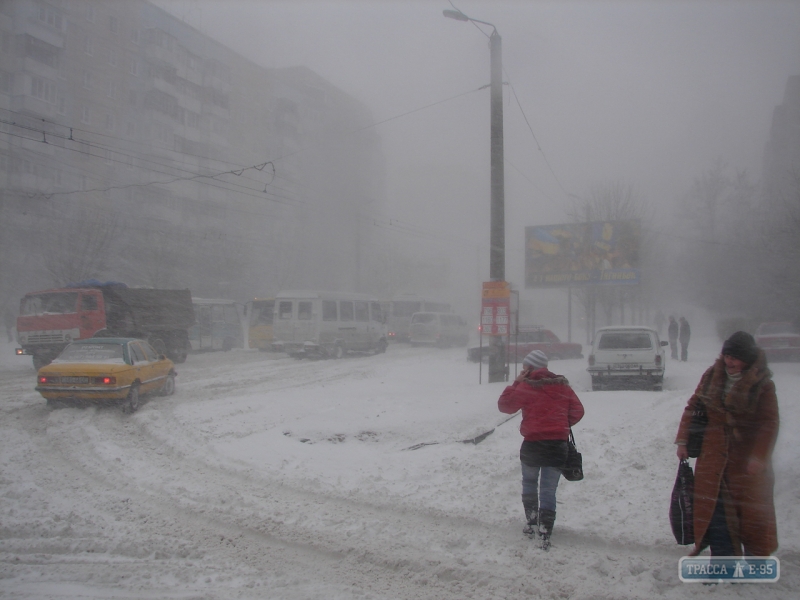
top-left (498, 369), bottom-right (584, 441)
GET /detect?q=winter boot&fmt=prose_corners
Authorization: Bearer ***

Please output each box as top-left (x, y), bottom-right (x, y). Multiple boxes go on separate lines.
top-left (522, 494), bottom-right (538, 536)
top-left (538, 509), bottom-right (556, 551)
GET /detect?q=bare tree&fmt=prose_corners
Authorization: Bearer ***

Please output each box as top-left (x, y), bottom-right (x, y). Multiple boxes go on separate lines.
top-left (42, 207), bottom-right (118, 286)
top-left (567, 181), bottom-right (655, 339)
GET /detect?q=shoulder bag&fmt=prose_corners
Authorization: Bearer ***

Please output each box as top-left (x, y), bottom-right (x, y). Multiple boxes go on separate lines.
top-left (561, 429), bottom-right (583, 481)
top-left (669, 459), bottom-right (695, 545)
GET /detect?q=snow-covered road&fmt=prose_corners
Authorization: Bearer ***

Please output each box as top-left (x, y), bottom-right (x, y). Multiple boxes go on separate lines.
top-left (1, 338), bottom-right (798, 599)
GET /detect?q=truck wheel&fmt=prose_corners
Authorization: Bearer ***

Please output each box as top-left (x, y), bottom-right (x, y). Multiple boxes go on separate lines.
top-left (123, 384), bottom-right (140, 414)
top-left (149, 337), bottom-right (167, 356)
top-left (171, 345), bottom-right (188, 364)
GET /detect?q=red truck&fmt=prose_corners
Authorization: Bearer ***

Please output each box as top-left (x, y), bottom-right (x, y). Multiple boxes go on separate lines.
top-left (15, 283), bottom-right (195, 369)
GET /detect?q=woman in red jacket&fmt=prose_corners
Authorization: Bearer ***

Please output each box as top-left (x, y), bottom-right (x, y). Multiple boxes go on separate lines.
top-left (498, 350), bottom-right (584, 549)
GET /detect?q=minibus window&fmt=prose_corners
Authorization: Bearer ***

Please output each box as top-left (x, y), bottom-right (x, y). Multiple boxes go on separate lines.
top-left (322, 301), bottom-right (338, 321)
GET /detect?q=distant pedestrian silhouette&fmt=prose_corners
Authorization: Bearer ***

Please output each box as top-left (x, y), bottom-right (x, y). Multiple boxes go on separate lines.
top-left (668, 316), bottom-right (679, 360)
top-left (679, 317), bottom-right (691, 362)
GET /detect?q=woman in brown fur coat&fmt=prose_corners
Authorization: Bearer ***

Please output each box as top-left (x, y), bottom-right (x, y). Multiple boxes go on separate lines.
top-left (675, 331), bottom-right (779, 556)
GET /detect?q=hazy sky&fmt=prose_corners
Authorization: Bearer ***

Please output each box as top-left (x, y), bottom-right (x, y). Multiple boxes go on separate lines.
top-left (156, 0), bottom-right (800, 309)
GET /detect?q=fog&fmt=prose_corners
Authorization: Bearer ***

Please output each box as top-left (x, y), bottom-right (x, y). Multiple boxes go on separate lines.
top-left (3, 0), bottom-right (800, 333)
top-left (147, 0), bottom-right (800, 323)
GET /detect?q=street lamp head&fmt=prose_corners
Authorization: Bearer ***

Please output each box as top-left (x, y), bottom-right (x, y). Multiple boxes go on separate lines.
top-left (443, 9), bottom-right (469, 22)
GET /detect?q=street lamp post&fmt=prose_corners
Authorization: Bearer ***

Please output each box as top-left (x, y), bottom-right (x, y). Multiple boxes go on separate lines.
top-left (444, 9), bottom-right (507, 382)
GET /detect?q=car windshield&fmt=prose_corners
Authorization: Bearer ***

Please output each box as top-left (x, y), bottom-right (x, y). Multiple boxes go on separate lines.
top-left (759, 322), bottom-right (796, 335)
top-left (597, 332), bottom-right (653, 350)
top-left (53, 343), bottom-right (126, 364)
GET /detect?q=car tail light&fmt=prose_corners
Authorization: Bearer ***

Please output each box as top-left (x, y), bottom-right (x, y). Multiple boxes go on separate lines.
top-left (38, 375), bottom-right (57, 384)
top-left (655, 355), bottom-right (662, 366)
top-left (93, 376), bottom-right (116, 385)
top-left (588, 354), bottom-right (595, 366)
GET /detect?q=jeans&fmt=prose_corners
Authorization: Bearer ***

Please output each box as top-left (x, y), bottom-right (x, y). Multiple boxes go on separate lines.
top-left (521, 463), bottom-right (561, 512)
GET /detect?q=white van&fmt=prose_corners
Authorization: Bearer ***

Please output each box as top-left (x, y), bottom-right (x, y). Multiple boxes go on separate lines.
top-left (271, 291), bottom-right (388, 358)
top-left (408, 312), bottom-right (469, 347)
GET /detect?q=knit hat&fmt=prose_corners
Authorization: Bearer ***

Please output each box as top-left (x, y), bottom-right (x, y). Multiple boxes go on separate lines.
top-left (523, 349), bottom-right (549, 370)
top-left (721, 331), bottom-right (758, 366)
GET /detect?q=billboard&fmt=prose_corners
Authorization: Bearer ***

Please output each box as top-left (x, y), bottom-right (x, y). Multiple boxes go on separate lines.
top-left (525, 220), bottom-right (641, 288)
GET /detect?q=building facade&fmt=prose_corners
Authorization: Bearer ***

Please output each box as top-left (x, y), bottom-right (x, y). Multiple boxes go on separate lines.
top-left (0, 0), bottom-right (385, 305)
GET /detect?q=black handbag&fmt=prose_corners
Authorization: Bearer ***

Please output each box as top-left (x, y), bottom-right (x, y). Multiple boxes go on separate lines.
top-left (669, 459), bottom-right (695, 545)
top-left (561, 429), bottom-right (583, 481)
top-left (686, 400), bottom-right (707, 458)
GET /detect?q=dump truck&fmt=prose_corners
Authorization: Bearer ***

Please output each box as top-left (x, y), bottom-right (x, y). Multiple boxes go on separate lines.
top-left (15, 281), bottom-right (195, 369)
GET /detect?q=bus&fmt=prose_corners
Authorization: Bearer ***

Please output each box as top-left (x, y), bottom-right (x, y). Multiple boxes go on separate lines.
top-left (386, 293), bottom-right (452, 342)
top-left (245, 298), bottom-right (275, 351)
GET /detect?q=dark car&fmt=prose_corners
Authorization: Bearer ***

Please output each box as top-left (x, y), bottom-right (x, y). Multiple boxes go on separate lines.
top-left (467, 327), bottom-right (583, 363)
top-left (754, 321), bottom-right (800, 362)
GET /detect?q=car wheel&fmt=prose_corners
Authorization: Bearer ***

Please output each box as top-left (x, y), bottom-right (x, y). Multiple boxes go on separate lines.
top-left (123, 385), bottom-right (140, 414)
top-left (160, 372), bottom-right (176, 396)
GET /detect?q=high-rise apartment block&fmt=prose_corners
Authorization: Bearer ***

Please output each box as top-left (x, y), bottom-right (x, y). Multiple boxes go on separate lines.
top-left (0, 0), bottom-right (384, 300)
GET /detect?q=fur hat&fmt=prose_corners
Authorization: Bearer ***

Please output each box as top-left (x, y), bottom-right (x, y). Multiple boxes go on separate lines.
top-left (721, 331), bottom-right (758, 366)
top-left (523, 349), bottom-right (549, 370)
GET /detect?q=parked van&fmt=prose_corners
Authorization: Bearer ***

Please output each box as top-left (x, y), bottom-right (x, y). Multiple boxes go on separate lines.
top-left (271, 291), bottom-right (388, 358)
top-left (587, 326), bottom-right (668, 391)
top-left (408, 312), bottom-right (469, 347)
top-left (189, 298), bottom-right (246, 352)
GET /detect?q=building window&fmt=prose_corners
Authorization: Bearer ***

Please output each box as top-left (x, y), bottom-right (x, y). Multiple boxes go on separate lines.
top-left (85, 5), bottom-right (95, 23)
top-left (129, 57), bottom-right (139, 76)
top-left (57, 94), bottom-right (66, 115)
top-left (82, 70), bottom-right (92, 89)
top-left (104, 114), bottom-right (115, 132)
top-left (81, 105), bottom-right (90, 124)
top-left (109, 16), bottom-right (119, 34)
top-left (107, 82), bottom-right (118, 99)
top-left (84, 35), bottom-right (93, 56)
top-left (38, 5), bottom-right (63, 30)
top-left (108, 51), bottom-right (117, 67)
top-left (31, 76), bottom-right (57, 104)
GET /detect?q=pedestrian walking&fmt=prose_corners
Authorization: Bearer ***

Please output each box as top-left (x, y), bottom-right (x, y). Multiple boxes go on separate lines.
top-left (497, 349), bottom-right (585, 550)
top-left (679, 317), bottom-right (691, 362)
top-left (674, 331), bottom-right (779, 557)
top-left (668, 316), bottom-right (679, 360)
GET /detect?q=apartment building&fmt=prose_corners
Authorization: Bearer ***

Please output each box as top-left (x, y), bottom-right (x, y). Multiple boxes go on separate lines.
top-left (0, 0), bottom-right (384, 302)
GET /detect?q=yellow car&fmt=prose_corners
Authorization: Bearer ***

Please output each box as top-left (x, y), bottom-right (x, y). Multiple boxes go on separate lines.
top-left (36, 338), bottom-right (176, 413)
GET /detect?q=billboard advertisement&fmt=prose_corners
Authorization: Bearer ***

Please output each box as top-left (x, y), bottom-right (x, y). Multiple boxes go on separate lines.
top-left (525, 220), bottom-right (641, 288)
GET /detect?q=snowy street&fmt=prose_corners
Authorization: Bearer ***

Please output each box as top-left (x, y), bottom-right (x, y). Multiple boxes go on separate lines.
top-left (1, 335), bottom-right (798, 599)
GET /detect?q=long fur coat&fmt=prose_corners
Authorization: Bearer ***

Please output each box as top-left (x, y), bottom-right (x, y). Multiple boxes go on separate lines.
top-left (675, 351), bottom-right (779, 556)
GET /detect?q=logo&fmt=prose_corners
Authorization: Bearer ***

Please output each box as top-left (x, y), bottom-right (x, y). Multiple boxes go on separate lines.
top-left (679, 557), bottom-right (779, 583)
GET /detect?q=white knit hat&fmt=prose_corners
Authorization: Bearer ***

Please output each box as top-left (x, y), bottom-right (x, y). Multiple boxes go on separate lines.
top-left (523, 349), bottom-right (548, 370)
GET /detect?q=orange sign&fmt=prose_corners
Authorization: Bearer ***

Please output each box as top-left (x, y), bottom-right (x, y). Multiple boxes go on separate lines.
top-left (481, 281), bottom-right (510, 336)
